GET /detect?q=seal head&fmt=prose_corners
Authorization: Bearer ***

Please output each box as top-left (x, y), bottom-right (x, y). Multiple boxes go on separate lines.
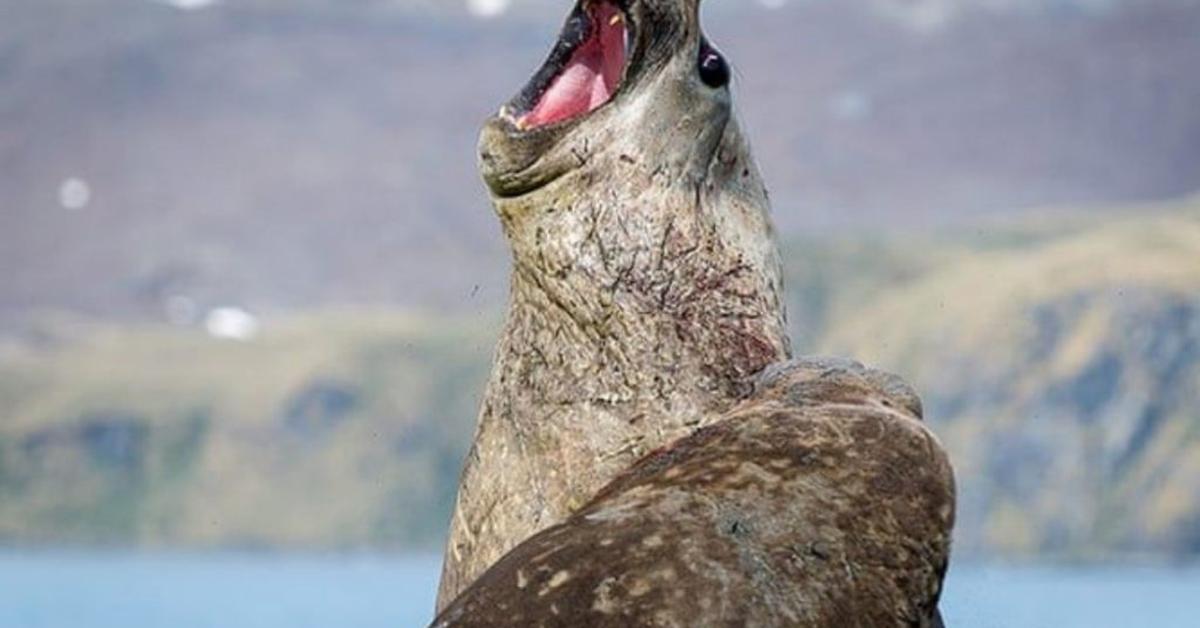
top-left (479, 0), bottom-right (735, 200)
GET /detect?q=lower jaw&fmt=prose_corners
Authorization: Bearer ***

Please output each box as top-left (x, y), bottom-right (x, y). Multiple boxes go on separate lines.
top-left (479, 114), bottom-right (582, 199)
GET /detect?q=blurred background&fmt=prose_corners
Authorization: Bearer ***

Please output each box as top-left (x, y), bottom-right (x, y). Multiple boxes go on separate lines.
top-left (2, 0), bottom-right (1199, 625)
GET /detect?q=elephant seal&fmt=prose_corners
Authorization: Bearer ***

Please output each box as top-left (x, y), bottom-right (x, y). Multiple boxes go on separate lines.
top-left (436, 0), bottom-right (956, 621)
top-left (437, 0), bottom-right (791, 608)
top-left (433, 358), bottom-right (955, 627)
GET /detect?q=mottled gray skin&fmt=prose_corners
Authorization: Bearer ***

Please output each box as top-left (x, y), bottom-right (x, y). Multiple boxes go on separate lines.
top-left (433, 358), bottom-right (956, 627)
top-left (436, 0), bottom-right (792, 609)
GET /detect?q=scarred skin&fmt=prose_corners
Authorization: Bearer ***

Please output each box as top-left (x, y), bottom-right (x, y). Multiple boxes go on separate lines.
top-left (435, 0), bottom-right (955, 621)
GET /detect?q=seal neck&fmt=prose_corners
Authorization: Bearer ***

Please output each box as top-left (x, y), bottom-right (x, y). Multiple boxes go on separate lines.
top-left (487, 130), bottom-right (792, 421)
top-left (499, 264), bottom-right (788, 410)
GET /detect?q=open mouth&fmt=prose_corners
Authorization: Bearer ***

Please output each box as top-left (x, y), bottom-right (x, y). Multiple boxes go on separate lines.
top-left (507, 0), bottom-right (632, 130)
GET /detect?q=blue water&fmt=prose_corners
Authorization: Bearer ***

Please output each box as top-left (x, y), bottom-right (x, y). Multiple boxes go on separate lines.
top-left (0, 553), bottom-right (1196, 627)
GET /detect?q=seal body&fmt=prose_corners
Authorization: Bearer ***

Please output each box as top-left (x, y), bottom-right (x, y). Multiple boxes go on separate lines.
top-left (436, 0), bottom-right (793, 608)
top-left (433, 358), bottom-right (956, 627)
top-left (435, 0), bottom-right (956, 617)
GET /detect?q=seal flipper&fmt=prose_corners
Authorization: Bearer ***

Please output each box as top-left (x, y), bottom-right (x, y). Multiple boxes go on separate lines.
top-left (432, 359), bottom-right (956, 627)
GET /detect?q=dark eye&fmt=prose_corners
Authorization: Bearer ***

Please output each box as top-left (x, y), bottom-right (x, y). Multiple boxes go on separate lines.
top-left (698, 40), bottom-right (729, 89)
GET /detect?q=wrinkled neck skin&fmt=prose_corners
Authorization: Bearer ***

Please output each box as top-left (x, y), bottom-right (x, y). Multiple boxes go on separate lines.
top-left (493, 115), bottom-right (790, 422)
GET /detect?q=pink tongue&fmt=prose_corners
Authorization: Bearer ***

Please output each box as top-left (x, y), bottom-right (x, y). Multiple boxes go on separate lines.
top-left (520, 4), bottom-right (625, 128)
top-left (524, 47), bottom-right (609, 128)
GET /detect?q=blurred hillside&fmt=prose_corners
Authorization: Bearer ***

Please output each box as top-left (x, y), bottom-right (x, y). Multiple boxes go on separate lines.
top-left (799, 198), bottom-right (1200, 559)
top-left (3, 0), bottom-right (1199, 327)
top-left (0, 312), bottom-right (494, 548)
top-left (1, 198), bottom-right (1198, 559)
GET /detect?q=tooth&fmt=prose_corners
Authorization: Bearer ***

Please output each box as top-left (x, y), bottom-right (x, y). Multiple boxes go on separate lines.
top-left (609, 14), bottom-right (623, 26)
